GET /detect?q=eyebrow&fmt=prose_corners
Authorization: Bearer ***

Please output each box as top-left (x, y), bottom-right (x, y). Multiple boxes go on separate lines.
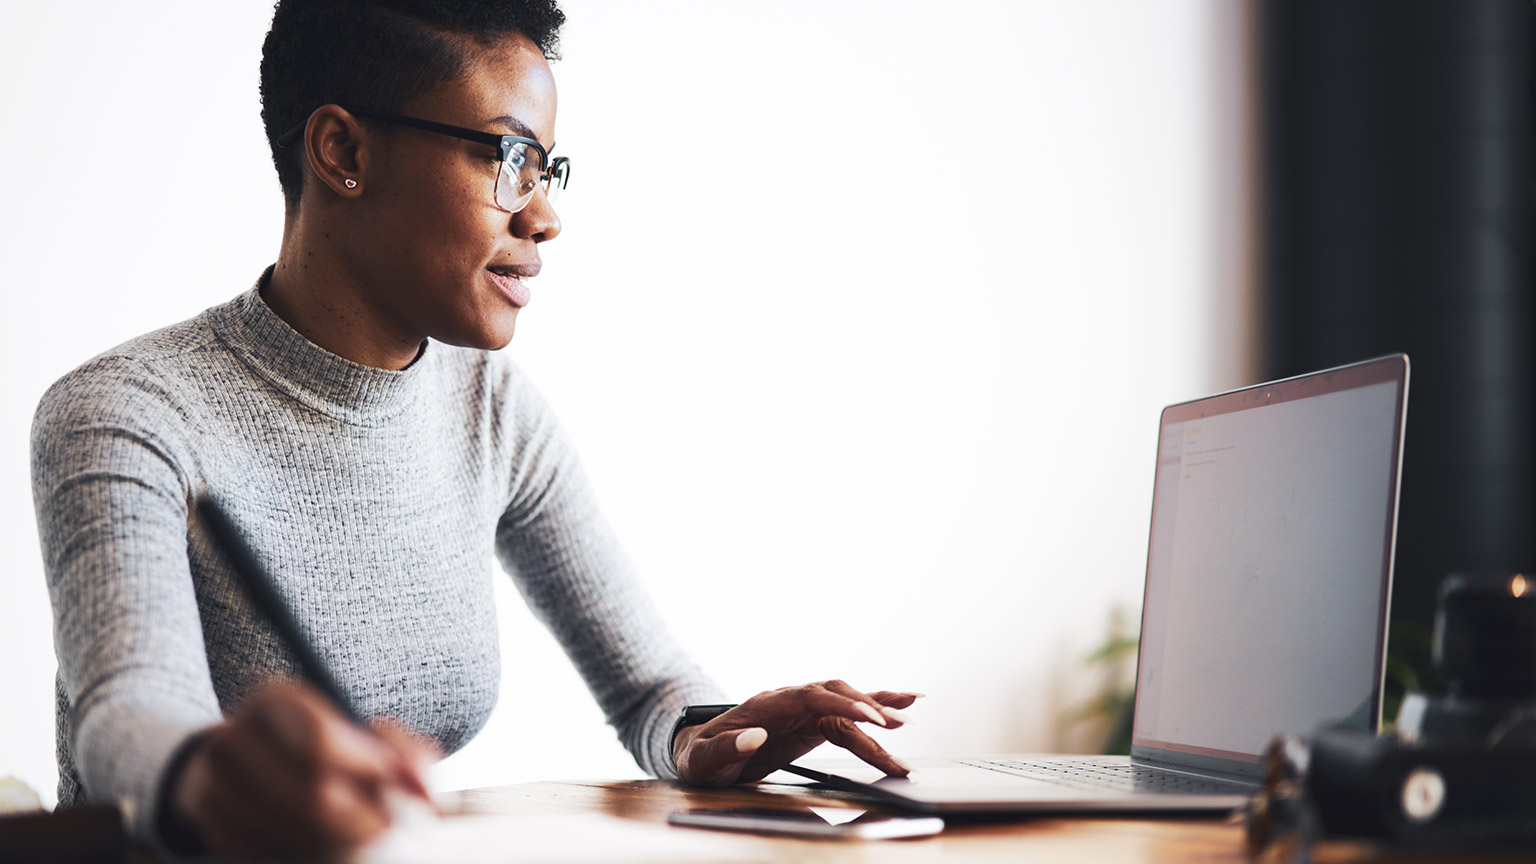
top-left (489, 115), bottom-right (540, 142)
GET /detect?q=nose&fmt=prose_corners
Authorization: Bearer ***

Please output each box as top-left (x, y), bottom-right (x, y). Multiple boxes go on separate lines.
top-left (513, 188), bottom-right (561, 243)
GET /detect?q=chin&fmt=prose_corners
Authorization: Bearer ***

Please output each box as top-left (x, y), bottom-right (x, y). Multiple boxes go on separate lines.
top-left (476, 313), bottom-right (519, 351)
top-left (437, 312), bottom-right (518, 353)
top-left (487, 328), bottom-right (516, 350)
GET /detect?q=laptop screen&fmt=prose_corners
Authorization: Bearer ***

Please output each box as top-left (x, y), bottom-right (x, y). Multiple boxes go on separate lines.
top-left (1130, 355), bottom-right (1408, 779)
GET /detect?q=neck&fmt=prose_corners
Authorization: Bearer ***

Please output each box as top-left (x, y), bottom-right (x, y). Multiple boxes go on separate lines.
top-left (265, 207), bottom-right (425, 371)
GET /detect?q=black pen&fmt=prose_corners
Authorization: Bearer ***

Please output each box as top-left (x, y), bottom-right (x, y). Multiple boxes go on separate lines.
top-left (195, 494), bottom-right (437, 811)
top-left (194, 493), bottom-right (365, 725)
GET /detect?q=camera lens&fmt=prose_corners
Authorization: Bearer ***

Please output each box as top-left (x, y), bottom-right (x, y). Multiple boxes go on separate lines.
top-left (1433, 573), bottom-right (1536, 700)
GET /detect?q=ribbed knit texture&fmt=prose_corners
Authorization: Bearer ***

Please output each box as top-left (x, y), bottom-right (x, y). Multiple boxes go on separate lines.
top-left (30, 277), bottom-right (722, 846)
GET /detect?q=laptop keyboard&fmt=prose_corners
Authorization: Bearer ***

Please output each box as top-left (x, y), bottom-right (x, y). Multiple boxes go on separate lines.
top-left (958, 758), bottom-right (1250, 796)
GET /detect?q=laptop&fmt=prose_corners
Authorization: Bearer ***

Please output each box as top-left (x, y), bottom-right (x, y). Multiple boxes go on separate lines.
top-left (782, 354), bottom-right (1410, 814)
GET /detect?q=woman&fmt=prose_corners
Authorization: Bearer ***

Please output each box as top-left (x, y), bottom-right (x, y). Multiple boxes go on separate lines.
top-left (30, 0), bottom-right (915, 859)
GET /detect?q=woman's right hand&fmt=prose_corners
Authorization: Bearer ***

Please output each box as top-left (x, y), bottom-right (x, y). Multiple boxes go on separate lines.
top-left (165, 679), bottom-right (439, 861)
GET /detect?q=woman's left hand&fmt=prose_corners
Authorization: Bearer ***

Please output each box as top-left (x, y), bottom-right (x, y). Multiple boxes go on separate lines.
top-left (672, 680), bottom-right (920, 786)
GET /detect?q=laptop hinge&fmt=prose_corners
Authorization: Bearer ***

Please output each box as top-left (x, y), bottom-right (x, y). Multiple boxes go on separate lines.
top-left (1128, 752), bottom-right (1257, 786)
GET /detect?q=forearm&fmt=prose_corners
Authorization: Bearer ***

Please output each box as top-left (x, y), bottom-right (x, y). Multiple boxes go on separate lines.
top-left (33, 360), bottom-right (223, 842)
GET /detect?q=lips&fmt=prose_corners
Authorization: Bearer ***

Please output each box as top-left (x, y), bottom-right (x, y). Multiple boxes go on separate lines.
top-left (487, 261), bottom-right (539, 308)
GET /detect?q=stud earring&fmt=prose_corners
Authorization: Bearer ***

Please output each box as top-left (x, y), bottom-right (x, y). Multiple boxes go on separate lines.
top-left (344, 178), bottom-right (358, 189)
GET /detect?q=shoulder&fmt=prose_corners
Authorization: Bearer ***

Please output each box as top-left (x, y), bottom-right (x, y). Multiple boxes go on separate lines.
top-left (38, 307), bottom-right (220, 413)
top-left (31, 303), bottom-right (228, 466)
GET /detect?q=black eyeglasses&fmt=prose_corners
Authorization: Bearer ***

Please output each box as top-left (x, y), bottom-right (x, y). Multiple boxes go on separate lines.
top-left (277, 108), bottom-right (571, 214)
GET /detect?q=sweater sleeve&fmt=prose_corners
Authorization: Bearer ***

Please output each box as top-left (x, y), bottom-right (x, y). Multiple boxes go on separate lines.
top-left (30, 357), bottom-right (222, 845)
top-left (493, 375), bottom-right (724, 778)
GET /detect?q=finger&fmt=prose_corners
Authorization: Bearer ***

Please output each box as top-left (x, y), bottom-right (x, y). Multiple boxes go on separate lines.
top-left (370, 718), bottom-right (441, 802)
top-left (678, 727), bottom-right (769, 787)
top-left (867, 691), bottom-right (923, 710)
top-left (211, 718), bottom-right (392, 846)
top-left (821, 717), bottom-right (915, 778)
top-left (175, 740), bottom-right (288, 860)
top-left (795, 682), bottom-right (889, 728)
top-left (310, 771), bottom-right (398, 850)
top-left (193, 754), bottom-right (390, 862)
top-left (200, 723), bottom-right (331, 843)
top-left (813, 680), bottom-right (903, 728)
top-left (248, 685), bottom-right (396, 787)
top-left (846, 688), bottom-right (920, 727)
top-left (819, 680), bottom-right (914, 726)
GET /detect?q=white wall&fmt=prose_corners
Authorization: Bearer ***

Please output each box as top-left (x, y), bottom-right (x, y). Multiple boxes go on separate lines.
top-left (0, 1), bottom-right (1254, 804)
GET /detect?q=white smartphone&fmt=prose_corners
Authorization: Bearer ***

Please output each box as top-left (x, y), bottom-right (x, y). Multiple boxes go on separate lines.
top-left (666, 806), bottom-right (944, 840)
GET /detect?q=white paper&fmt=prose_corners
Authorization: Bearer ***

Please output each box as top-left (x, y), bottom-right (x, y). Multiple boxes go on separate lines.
top-left (356, 810), bottom-right (765, 864)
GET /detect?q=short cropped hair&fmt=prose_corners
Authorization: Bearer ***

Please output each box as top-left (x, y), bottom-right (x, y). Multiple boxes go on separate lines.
top-left (260, 0), bottom-right (565, 206)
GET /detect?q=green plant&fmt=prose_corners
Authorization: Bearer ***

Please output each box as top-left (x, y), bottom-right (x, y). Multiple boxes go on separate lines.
top-left (1383, 618), bottom-right (1438, 728)
top-left (1065, 609), bottom-right (1139, 755)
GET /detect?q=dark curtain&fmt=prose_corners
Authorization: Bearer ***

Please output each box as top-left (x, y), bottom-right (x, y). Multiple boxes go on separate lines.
top-left (1261, 0), bottom-right (1535, 632)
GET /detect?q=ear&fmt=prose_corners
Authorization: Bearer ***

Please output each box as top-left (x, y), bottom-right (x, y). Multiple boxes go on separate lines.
top-left (300, 105), bottom-right (374, 201)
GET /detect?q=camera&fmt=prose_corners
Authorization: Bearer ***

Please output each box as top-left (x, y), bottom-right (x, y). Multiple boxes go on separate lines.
top-left (1249, 573), bottom-right (1536, 851)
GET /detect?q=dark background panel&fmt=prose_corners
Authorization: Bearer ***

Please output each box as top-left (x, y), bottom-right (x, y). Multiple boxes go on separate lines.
top-left (1261, 0), bottom-right (1535, 631)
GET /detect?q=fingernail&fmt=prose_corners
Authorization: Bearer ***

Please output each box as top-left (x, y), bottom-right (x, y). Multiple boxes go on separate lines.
top-left (890, 755), bottom-right (915, 775)
top-left (858, 703), bottom-right (889, 726)
top-left (736, 727), bottom-right (768, 753)
top-left (881, 706), bottom-right (912, 725)
top-left (907, 693), bottom-right (928, 699)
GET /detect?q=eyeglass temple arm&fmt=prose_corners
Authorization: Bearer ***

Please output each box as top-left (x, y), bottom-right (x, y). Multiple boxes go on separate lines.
top-left (548, 156), bottom-right (571, 188)
top-left (276, 108), bottom-right (546, 162)
top-left (276, 119), bottom-right (307, 149)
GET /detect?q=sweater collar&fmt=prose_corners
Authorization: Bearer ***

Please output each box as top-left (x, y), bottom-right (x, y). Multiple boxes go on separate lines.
top-left (208, 269), bottom-right (432, 425)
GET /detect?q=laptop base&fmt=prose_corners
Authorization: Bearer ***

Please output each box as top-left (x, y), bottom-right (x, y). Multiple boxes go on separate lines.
top-left (775, 757), bottom-right (1252, 816)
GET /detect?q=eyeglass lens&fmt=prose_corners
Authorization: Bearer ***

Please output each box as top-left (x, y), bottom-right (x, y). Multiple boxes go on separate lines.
top-left (495, 143), bottom-right (566, 213)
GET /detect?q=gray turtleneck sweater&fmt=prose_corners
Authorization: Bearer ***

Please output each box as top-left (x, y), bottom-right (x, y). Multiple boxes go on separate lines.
top-left (30, 278), bottom-right (722, 844)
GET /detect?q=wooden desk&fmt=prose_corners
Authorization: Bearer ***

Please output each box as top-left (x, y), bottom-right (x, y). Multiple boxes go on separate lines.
top-left (439, 778), bottom-right (1479, 864)
top-left (3, 779), bottom-right (1519, 862)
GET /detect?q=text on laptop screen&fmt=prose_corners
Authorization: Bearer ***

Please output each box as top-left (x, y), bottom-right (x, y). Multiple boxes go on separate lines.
top-left (1132, 366), bottom-right (1403, 765)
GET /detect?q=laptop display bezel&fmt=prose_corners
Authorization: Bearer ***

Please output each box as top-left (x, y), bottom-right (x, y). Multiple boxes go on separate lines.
top-left (1127, 354), bottom-right (1409, 781)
